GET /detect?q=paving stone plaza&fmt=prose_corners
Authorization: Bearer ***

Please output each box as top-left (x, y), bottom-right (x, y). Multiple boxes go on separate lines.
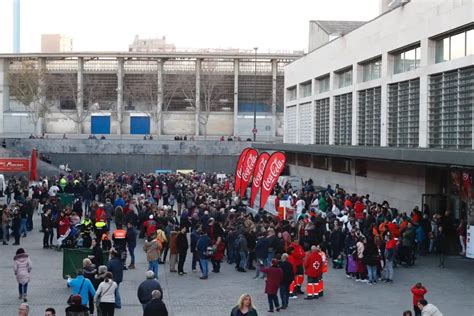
top-left (0, 216), bottom-right (472, 316)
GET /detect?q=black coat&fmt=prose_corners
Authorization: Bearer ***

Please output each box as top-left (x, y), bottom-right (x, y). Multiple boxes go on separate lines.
top-left (279, 261), bottom-right (294, 286)
top-left (177, 232), bottom-right (189, 253)
top-left (144, 298), bottom-right (168, 316)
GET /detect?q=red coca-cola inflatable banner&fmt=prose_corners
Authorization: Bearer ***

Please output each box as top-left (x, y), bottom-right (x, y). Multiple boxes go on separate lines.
top-left (249, 152), bottom-right (270, 207)
top-left (234, 148), bottom-right (250, 194)
top-left (239, 149), bottom-right (259, 198)
top-left (260, 152), bottom-right (286, 209)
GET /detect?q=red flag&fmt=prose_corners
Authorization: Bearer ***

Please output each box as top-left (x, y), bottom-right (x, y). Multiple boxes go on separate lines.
top-left (234, 148), bottom-right (250, 194)
top-left (239, 149), bottom-right (258, 198)
top-left (249, 152), bottom-right (270, 207)
top-left (30, 148), bottom-right (38, 181)
top-left (260, 152), bottom-right (286, 209)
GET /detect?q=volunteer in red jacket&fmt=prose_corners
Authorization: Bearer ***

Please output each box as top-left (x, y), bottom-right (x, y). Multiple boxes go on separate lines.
top-left (304, 245), bottom-right (323, 300)
top-left (316, 245), bottom-right (328, 297)
top-left (261, 258), bottom-right (284, 312)
top-left (56, 210), bottom-right (70, 250)
top-left (288, 240), bottom-right (306, 298)
top-left (411, 282), bottom-right (427, 316)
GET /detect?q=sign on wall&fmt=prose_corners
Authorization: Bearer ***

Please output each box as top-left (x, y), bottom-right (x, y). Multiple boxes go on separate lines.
top-left (0, 158), bottom-right (30, 172)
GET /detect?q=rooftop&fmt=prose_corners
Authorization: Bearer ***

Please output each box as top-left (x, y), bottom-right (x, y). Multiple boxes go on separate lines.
top-left (311, 20), bottom-right (366, 35)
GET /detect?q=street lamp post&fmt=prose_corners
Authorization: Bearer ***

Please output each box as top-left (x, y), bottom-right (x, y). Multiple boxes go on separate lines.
top-left (253, 47), bottom-right (258, 142)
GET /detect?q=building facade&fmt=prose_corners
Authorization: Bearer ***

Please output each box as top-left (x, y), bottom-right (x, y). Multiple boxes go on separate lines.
top-left (0, 51), bottom-right (302, 139)
top-left (259, 0), bottom-right (473, 225)
top-left (41, 34), bottom-right (73, 53)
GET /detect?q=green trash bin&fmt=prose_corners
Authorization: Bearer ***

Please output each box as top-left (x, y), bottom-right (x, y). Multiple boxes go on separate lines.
top-left (57, 193), bottom-right (75, 208)
top-left (62, 248), bottom-right (109, 279)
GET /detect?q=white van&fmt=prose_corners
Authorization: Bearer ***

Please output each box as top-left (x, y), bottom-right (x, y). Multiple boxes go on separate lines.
top-left (278, 176), bottom-right (303, 191)
top-left (0, 174), bottom-right (5, 197)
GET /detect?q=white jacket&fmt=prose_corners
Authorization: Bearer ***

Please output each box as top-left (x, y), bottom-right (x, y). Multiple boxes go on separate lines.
top-left (422, 304), bottom-right (443, 316)
top-left (95, 280), bottom-right (117, 304)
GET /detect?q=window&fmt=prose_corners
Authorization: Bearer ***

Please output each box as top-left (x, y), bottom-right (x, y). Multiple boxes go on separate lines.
top-left (286, 152), bottom-right (296, 165)
top-left (428, 66), bottom-right (473, 149)
top-left (313, 156), bottom-right (328, 170)
top-left (285, 105), bottom-right (297, 143)
top-left (286, 86), bottom-right (297, 101)
top-left (334, 93), bottom-right (352, 145)
top-left (362, 58), bottom-right (381, 82)
top-left (336, 68), bottom-right (352, 88)
top-left (394, 46), bottom-right (421, 74)
top-left (435, 27), bottom-right (473, 63)
top-left (298, 102), bottom-right (312, 144)
top-left (297, 154), bottom-right (311, 167)
top-left (355, 159), bottom-right (368, 177)
top-left (332, 157), bottom-right (351, 174)
top-left (314, 98), bottom-right (330, 145)
top-left (299, 81), bottom-right (312, 98)
top-left (358, 87), bottom-right (381, 146)
top-left (317, 75), bottom-right (330, 93)
top-left (388, 79), bottom-right (420, 148)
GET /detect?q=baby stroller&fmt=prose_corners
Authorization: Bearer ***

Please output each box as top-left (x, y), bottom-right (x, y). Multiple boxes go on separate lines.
top-left (60, 224), bottom-right (81, 249)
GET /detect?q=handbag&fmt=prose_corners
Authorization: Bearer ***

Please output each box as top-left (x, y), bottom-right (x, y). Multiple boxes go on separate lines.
top-left (67, 279), bottom-right (85, 305)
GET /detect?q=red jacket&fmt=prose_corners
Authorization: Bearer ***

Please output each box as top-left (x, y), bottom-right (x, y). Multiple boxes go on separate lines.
top-left (95, 208), bottom-right (106, 222)
top-left (304, 251), bottom-right (323, 278)
top-left (289, 242), bottom-right (305, 266)
top-left (58, 215), bottom-right (70, 236)
top-left (354, 201), bottom-right (365, 219)
top-left (411, 286), bottom-right (427, 306)
top-left (260, 266), bottom-right (283, 295)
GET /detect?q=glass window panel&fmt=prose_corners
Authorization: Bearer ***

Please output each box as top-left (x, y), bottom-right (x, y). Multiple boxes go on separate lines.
top-left (404, 49), bottom-right (416, 72)
top-left (394, 53), bottom-right (403, 74)
top-left (467, 29), bottom-right (474, 55)
top-left (373, 60), bottom-right (381, 79)
top-left (415, 47), bottom-right (421, 68)
top-left (450, 32), bottom-right (466, 60)
top-left (436, 38), bottom-right (449, 63)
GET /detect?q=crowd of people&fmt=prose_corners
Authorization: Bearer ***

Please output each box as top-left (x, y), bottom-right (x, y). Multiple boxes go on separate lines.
top-left (2, 170), bottom-right (460, 315)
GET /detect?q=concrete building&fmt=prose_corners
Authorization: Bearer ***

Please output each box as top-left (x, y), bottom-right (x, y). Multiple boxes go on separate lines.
top-left (308, 20), bottom-right (366, 52)
top-left (0, 51), bottom-right (302, 140)
top-left (256, 0), bottom-right (474, 225)
top-left (129, 35), bottom-right (176, 53)
top-left (41, 34), bottom-right (73, 53)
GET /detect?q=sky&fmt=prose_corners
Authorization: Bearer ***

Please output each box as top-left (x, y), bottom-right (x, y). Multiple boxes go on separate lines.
top-left (0, 0), bottom-right (380, 53)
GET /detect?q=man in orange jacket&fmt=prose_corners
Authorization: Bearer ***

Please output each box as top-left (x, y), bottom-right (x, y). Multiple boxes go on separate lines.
top-left (304, 245), bottom-right (323, 300)
top-left (288, 240), bottom-right (306, 298)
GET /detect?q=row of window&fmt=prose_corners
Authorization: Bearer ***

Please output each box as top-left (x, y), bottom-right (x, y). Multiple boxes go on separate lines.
top-left (286, 153), bottom-right (368, 176)
top-left (287, 25), bottom-right (473, 102)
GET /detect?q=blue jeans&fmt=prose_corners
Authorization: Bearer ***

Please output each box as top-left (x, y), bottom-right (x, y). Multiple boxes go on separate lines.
top-left (200, 258), bottom-right (209, 277)
top-left (267, 293), bottom-right (280, 311)
top-left (239, 251), bottom-right (247, 269)
top-left (20, 219), bottom-right (27, 236)
top-left (255, 258), bottom-right (268, 278)
top-left (367, 265), bottom-right (377, 282)
top-left (115, 283), bottom-right (122, 308)
top-left (267, 251), bottom-right (275, 266)
top-left (148, 260), bottom-right (159, 278)
top-left (18, 282), bottom-right (28, 297)
top-left (128, 245), bottom-right (136, 265)
top-left (279, 284), bottom-right (290, 308)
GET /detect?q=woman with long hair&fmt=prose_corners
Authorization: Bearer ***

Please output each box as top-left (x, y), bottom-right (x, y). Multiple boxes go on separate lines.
top-left (230, 293), bottom-right (258, 316)
top-left (13, 248), bottom-right (32, 302)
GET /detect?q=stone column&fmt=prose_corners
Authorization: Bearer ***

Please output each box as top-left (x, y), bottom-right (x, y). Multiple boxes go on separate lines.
top-left (157, 59), bottom-right (164, 137)
top-left (233, 59), bottom-right (239, 137)
top-left (0, 58), bottom-right (9, 134)
top-left (116, 57), bottom-right (124, 135)
top-left (380, 53), bottom-right (389, 146)
top-left (37, 58), bottom-right (47, 134)
top-left (351, 63), bottom-right (360, 146)
top-left (195, 58), bottom-right (201, 137)
top-left (76, 57), bottom-right (84, 134)
top-left (271, 59), bottom-right (278, 140)
top-left (418, 38), bottom-right (433, 148)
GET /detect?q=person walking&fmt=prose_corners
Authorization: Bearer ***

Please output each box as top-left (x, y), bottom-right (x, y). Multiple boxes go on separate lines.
top-left (168, 229), bottom-right (179, 273)
top-left (94, 272), bottom-right (118, 316)
top-left (13, 248), bottom-right (32, 302)
top-left (106, 251), bottom-right (123, 308)
top-left (176, 226), bottom-right (189, 275)
top-left (12, 208), bottom-right (21, 245)
top-left (230, 294), bottom-right (258, 316)
top-left (196, 229), bottom-right (212, 279)
top-left (137, 271), bottom-right (163, 310)
top-left (65, 294), bottom-right (90, 316)
top-left (41, 209), bottom-right (53, 249)
top-left (144, 290), bottom-right (168, 316)
top-left (411, 282), bottom-right (427, 316)
top-left (2, 206), bottom-right (10, 245)
top-left (143, 233), bottom-right (162, 279)
top-left (437, 226), bottom-right (447, 268)
top-left (126, 222), bottom-right (137, 269)
top-left (67, 269), bottom-right (96, 308)
top-left (279, 253), bottom-right (294, 310)
top-left (383, 233), bottom-right (396, 283)
top-left (260, 258), bottom-right (283, 313)
top-left (82, 258), bottom-right (96, 315)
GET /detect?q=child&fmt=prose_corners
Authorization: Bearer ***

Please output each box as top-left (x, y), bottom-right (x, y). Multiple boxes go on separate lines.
top-left (411, 282), bottom-right (427, 316)
top-left (333, 254), bottom-right (343, 269)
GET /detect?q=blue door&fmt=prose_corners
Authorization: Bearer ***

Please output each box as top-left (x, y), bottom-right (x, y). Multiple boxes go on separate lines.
top-left (91, 116), bottom-right (110, 134)
top-left (130, 116), bottom-right (150, 134)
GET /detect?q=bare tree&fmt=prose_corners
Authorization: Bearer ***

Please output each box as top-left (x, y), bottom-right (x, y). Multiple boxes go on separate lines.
top-left (8, 60), bottom-right (55, 134)
top-left (182, 61), bottom-right (224, 139)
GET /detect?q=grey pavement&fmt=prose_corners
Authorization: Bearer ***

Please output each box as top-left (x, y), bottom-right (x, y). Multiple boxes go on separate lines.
top-left (0, 215), bottom-right (473, 316)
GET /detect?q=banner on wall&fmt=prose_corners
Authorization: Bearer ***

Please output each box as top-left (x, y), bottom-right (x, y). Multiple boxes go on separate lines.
top-left (260, 152), bottom-right (286, 209)
top-left (239, 149), bottom-right (259, 198)
top-left (0, 158), bottom-right (30, 172)
top-left (234, 148), bottom-right (250, 194)
top-left (249, 152), bottom-right (270, 207)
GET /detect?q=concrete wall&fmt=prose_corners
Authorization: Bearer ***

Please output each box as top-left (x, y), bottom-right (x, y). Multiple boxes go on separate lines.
top-left (289, 160), bottom-right (426, 212)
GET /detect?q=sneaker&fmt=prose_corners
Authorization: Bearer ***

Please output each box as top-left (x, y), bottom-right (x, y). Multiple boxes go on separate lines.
top-left (304, 296), bottom-right (313, 300)
top-left (345, 274), bottom-right (351, 278)
top-left (23, 298), bottom-right (27, 302)
top-left (289, 295), bottom-right (298, 299)
top-left (178, 272), bottom-right (184, 275)
top-left (128, 264), bottom-right (135, 269)
top-left (355, 279), bottom-right (361, 282)
top-left (3, 242), bottom-right (7, 245)
top-left (267, 310), bottom-right (274, 313)
top-left (192, 269), bottom-right (196, 273)
top-left (199, 276), bottom-right (208, 280)
top-left (362, 279), bottom-right (369, 283)
top-left (276, 307), bottom-right (281, 312)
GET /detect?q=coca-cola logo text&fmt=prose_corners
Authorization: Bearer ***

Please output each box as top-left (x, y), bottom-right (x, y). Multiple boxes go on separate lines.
top-left (252, 158), bottom-right (268, 187)
top-left (241, 154), bottom-right (257, 182)
top-left (262, 159), bottom-right (284, 191)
